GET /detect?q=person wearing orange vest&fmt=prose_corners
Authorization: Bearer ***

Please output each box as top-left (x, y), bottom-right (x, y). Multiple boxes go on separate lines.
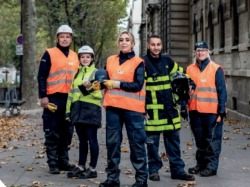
top-left (38, 25), bottom-right (79, 174)
top-left (98, 31), bottom-right (148, 187)
top-left (187, 41), bottom-right (227, 177)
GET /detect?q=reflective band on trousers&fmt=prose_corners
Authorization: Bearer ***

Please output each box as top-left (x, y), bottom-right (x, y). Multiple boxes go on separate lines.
top-left (48, 70), bottom-right (76, 78)
top-left (47, 79), bottom-right (72, 86)
top-left (106, 89), bottom-right (145, 101)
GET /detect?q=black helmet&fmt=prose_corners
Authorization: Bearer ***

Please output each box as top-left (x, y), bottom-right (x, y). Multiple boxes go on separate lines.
top-left (171, 71), bottom-right (190, 103)
top-left (95, 69), bottom-right (109, 83)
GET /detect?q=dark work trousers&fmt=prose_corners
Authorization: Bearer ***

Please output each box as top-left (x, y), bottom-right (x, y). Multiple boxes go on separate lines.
top-left (74, 124), bottom-right (99, 168)
top-left (189, 110), bottom-right (223, 171)
top-left (42, 95), bottom-right (74, 167)
top-left (146, 130), bottom-right (185, 176)
top-left (105, 107), bottom-right (148, 183)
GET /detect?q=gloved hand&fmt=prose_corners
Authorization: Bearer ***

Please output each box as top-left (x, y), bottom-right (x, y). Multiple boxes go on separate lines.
top-left (47, 102), bottom-right (57, 112)
top-left (92, 81), bottom-right (101, 90)
top-left (180, 105), bottom-right (188, 121)
top-left (66, 117), bottom-right (71, 122)
top-left (103, 80), bottom-right (120, 90)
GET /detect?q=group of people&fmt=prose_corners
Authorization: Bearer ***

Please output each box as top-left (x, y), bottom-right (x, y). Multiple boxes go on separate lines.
top-left (38, 25), bottom-right (227, 187)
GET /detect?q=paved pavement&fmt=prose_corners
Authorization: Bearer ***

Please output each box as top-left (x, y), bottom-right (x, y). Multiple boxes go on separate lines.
top-left (0, 108), bottom-right (250, 187)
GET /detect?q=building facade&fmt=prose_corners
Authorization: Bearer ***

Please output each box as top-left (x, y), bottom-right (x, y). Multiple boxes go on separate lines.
top-left (138, 0), bottom-right (250, 123)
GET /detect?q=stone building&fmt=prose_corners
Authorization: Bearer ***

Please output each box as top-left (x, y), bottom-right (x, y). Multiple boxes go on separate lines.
top-left (138, 0), bottom-right (250, 123)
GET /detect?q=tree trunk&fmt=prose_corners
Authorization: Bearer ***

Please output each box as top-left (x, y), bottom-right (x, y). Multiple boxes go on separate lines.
top-left (22, 0), bottom-right (38, 109)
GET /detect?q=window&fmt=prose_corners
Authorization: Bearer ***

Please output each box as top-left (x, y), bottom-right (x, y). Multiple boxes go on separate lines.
top-left (218, 5), bottom-right (225, 48)
top-left (231, 0), bottom-right (239, 46)
top-left (193, 14), bottom-right (197, 43)
top-left (208, 11), bottom-right (214, 49)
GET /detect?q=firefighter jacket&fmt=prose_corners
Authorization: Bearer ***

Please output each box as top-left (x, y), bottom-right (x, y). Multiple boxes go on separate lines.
top-left (46, 47), bottom-right (79, 95)
top-left (187, 60), bottom-right (226, 114)
top-left (103, 54), bottom-right (146, 113)
top-left (66, 64), bottom-right (103, 127)
top-left (143, 53), bottom-right (183, 132)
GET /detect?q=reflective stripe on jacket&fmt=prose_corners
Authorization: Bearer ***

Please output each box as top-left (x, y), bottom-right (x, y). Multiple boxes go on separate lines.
top-left (46, 47), bottom-right (79, 94)
top-left (187, 61), bottom-right (221, 113)
top-left (103, 55), bottom-right (146, 113)
top-left (143, 54), bottom-right (181, 132)
top-left (66, 64), bottom-right (103, 126)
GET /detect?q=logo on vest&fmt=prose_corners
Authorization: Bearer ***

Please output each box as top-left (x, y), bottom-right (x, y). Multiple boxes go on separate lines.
top-left (68, 62), bottom-right (74, 65)
top-left (201, 78), bottom-right (206, 82)
top-left (118, 70), bottom-right (123, 74)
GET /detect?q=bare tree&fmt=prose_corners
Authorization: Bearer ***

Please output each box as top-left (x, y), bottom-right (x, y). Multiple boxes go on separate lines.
top-left (22, 0), bottom-right (38, 109)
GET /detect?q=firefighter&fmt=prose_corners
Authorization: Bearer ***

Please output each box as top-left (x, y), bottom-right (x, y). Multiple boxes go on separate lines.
top-left (187, 41), bottom-right (227, 177)
top-left (142, 35), bottom-right (195, 182)
top-left (98, 31), bottom-right (148, 187)
top-left (38, 25), bottom-right (79, 174)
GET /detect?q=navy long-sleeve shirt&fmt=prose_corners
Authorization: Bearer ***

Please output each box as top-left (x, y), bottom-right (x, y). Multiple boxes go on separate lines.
top-left (197, 58), bottom-right (227, 115)
top-left (37, 44), bottom-right (70, 98)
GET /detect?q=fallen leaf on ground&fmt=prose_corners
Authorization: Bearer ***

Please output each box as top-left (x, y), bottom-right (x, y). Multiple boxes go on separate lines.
top-left (121, 148), bottom-right (129, 153)
top-left (161, 153), bottom-right (169, 161)
top-left (124, 169), bottom-right (132, 174)
top-left (186, 141), bottom-right (193, 146)
top-left (177, 181), bottom-right (196, 187)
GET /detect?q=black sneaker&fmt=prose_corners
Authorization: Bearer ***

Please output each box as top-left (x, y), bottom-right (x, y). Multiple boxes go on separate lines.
top-left (149, 172), bottom-right (160, 181)
top-left (171, 172), bottom-right (195, 181)
top-left (49, 164), bottom-right (60, 174)
top-left (99, 179), bottom-right (120, 187)
top-left (200, 169), bottom-right (217, 177)
top-left (67, 167), bottom-right (85, 178)
top-left (59, 163), bottom-right (76, 171)
top-left (132, 181), bottom-right (148, 187)
top-left (78, 168), bottom-right (97, 179)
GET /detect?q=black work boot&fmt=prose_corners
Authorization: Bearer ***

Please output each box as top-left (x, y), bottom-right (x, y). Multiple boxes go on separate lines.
top-left (49, 164), bottom-right (60, 174)
top-left (200, 169), bottom-right (217, 177)
top-left (171, 172), bottom-right (195, 181)
top-left (99, 180), bottom-right (120, 187)
top-left (188, 166), bottom-right (201, 174)
top-left (58, 163), bottom-right (76, 171)
top-left (149, 172), bottom-right (160, 181)
top-left (132, 181), bottom-right (148, 187)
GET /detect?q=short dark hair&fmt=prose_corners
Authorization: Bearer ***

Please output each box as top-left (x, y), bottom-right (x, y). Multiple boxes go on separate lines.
top-left (148, 35), bottom-right (161, 43)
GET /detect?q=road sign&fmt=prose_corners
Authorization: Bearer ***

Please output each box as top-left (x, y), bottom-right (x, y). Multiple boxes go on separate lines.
top-left (16, 45), bottom-right (23, 55)
top-left (16, 35), bottom-right (23, 45)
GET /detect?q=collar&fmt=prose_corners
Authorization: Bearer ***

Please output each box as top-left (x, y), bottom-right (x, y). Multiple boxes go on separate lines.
top-left (56, 43), bottom-right (70, 52)
top-left (119, 51), bottom-right (135, 59)
top-left (196, 57), bottom-right (210, 69)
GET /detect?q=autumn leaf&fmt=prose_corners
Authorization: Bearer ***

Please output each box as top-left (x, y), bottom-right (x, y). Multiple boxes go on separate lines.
top-left (124, 169), bottom-right (132, 174)
top-left (121, 148), bottom-right (129, 153)
top-left (161, 153), bottom-right (169, 161)
top-left (187, 141), bottom-right (193, 146)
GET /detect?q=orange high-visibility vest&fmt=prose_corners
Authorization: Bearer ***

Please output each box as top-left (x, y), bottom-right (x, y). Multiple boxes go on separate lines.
top-left (46, 47), bottom-right (79, 95)
top-left (103, 55), bottom-right (146, 113)
top-left (187, 61), bottom-right (223, 114)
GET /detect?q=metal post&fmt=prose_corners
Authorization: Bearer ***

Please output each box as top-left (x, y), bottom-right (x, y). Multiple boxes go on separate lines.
top-left (20, 0), bottom-right (23, 100)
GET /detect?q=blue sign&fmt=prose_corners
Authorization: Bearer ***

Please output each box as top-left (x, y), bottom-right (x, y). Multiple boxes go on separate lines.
top-left (16, 35), bottom-right (23, 45)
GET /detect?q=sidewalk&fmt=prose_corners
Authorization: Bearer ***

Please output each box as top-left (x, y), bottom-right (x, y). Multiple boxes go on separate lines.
top-left (0, 109), bottom-right (250, 187)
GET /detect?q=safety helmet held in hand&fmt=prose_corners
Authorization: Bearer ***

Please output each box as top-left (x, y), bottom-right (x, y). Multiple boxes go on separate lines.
top-left (171, 71), bottom-right (190, 103)
top-left (95, 69), bottom-right (109, 83)
top-left (56, 25), bottom-right (73, 35)
top-left (78, 45), bottom-right (95, 57)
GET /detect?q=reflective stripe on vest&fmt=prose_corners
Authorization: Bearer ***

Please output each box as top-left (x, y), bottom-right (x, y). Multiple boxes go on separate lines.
top-left (46, 47), bottom-right (79, 94)
top-left (187, 61), bottom-right (220, 113)
top-left (103, 55), bottom-right (145, 113)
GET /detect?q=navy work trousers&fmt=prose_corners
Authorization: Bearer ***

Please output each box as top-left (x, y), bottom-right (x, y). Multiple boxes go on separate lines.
top-left (75, 124), bottom-right (99, 168)
top-left (42, 95), bottom-right (74, 167)
top-left (105, 107), bottom-right (148, 183)
top-left (189, 111), bottom-right (223, 171)
top-left (146, 129), bottom-right (185, 176)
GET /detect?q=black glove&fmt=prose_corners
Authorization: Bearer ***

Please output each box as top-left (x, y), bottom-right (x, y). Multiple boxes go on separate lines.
top-left (180, 105), bottom-right (188, 121)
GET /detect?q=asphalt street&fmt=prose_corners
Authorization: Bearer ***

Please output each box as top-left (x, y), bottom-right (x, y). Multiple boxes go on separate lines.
top-left (0, 108), bottom-right (250, 187)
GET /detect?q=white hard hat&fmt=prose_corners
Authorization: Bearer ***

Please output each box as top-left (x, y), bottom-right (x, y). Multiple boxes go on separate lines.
top-left (78, 45), bottom-right (95, 57)
top-left (56, 25), bottom-right (73, 35)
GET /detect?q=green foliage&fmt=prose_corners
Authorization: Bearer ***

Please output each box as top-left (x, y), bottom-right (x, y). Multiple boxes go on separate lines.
top-left (0, 0), bottom-right (129, 69)
top-left (0, 0), bottom-right (20, 68)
